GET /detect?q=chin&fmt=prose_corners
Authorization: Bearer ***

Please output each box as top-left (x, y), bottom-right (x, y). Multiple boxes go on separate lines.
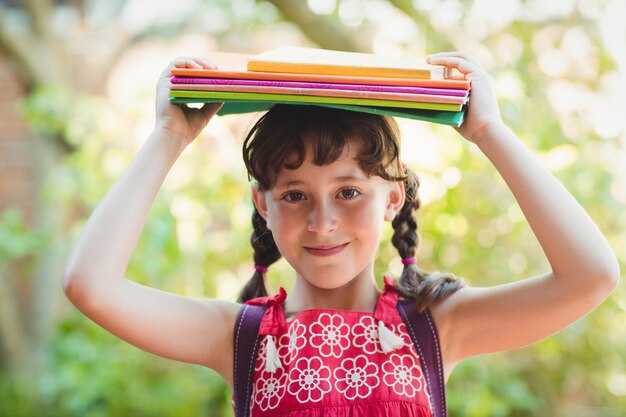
top-left (301, 269), bottom-right (359, 290)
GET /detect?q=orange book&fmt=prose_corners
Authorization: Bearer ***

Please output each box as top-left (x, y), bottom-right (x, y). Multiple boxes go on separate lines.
top-left (171, 52), bottom-right (470, 89)
top-left (246, 46), bottom-right (451, 80)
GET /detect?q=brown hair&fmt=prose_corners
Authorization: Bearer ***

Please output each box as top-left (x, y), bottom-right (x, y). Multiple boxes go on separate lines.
top-left (238, 104), bottom-right (465, 311)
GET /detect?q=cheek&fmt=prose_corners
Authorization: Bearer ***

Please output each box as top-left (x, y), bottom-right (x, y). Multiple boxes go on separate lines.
top-left (266, 204), bottom-right (303, 234)
top-left (342, 198), bottom-right (385, 228)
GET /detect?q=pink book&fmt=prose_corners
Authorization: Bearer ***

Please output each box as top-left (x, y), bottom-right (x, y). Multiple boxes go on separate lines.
top-left (170, 76), bottom-right (469, 97)
top-left (170, 83), bottom-right (468, 105)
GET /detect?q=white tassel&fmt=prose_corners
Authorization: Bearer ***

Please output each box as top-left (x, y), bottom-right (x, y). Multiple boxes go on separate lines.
top-left (378, 321), bottom-right (404, 354)
top-left (264, 336), bottom-right (282, 373)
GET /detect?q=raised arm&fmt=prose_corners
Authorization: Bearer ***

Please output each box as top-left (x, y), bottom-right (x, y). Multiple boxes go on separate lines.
top-left (62, 58), bottom-right (239, 385)
top-left (426, 52), bottom-right (620, 372)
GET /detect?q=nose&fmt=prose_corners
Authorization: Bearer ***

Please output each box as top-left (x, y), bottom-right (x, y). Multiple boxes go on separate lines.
top-left (307, 199), bottom-right (338, 234)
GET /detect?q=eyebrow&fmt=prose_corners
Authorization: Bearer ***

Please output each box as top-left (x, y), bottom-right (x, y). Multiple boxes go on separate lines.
top-left (275, 175), bottom-right (366, 189)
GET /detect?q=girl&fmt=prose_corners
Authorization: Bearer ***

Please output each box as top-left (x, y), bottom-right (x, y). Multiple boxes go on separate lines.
top-left (63, 53), bottom-right (619, 416)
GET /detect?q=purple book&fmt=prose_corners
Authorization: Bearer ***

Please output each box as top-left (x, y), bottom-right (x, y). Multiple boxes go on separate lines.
top-left (170, 76), bottom-right (468, 97)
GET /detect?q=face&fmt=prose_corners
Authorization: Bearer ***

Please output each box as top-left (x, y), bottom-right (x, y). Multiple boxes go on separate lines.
top-left (253, 141), bottom-right (405, 290)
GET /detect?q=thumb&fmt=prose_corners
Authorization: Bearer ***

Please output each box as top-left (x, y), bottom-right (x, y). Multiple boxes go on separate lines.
top-left (201, 102), bottom-right (224, 122)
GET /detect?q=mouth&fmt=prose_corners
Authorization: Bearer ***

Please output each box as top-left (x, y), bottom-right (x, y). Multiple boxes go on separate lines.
top-left (303, 243), bottom-right (349, 257)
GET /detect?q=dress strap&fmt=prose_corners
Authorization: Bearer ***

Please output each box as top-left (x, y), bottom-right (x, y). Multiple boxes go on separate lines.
top-left (233, 304), bottom-right (267, 417)
top-left (374, 275), bottom-right (401, 324)
top-left (397, 301), bottom-right (448, 417)
top-left (244, 288), bottom-right (288, 373)
top-left (373, 276), bottom-right (405, 353)
top-left (244, 287), bottom-right (287, 337)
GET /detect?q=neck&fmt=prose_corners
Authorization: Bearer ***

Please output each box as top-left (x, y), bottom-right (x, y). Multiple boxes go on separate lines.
top-left (283, 271), bottom-right (381, 320)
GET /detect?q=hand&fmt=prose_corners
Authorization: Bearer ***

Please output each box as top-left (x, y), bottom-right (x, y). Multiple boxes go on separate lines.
top-left (427, 52), bottom-right (503, 145)
top-left (155, 57), bottom-right (223, 147)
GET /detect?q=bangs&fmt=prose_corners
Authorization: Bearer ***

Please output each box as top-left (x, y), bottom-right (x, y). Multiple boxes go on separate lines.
top-left (242, 105), bottom-right (406, 190)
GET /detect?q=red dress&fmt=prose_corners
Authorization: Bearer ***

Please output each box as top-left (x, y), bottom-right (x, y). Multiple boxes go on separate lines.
top-left (239, 276), bottom-right (433, 417)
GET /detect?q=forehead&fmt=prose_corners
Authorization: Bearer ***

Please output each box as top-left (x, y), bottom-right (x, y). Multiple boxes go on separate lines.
top-left (284, 137), bottom-right (361, 165)
top-left (273, 164), bottom-right (382, 197)
top-left (277, 140), bottom-right (364, 178)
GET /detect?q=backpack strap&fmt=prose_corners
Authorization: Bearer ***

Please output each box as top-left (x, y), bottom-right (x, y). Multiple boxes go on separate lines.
top-left (233, 304), bottom-right (268, 417)
top-left (397, 300), bottom-right (448, 417)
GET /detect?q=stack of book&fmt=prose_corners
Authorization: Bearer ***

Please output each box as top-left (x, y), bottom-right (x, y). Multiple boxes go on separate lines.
top-left (169, 47), bottom-right (470, 127)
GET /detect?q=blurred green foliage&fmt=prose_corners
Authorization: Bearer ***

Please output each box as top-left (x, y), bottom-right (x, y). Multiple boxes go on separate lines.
top-left (0, 209), bottom-right (47, 268)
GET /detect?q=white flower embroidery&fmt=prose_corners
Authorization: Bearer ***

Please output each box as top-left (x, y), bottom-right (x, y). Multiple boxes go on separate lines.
top-left (382, 353), bottom-right (424, 398)
top-left (287, 356), bottom-right (332, 403)
top-left (352, 316), bottom-right (384, 354)
top-left (254, 367), bottom-right (288, 411)
top-left (334, 354), bottom-right (380, 400)
top-left (309, 313), bottom-right (350, 358)
top-left (278, 319), bottom-right (307, 365)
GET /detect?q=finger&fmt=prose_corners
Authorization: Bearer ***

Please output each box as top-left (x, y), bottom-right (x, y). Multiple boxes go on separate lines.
top-left (172, 57), bottom-right (217, 69)
top-left (181, 102), bottom-right (223, 132)
top-left (427, 51), bottom-right (474, 60)
top-left (195, 57), bottom-right (218, 69)
top-left (159, 58), bottom-right (196, 79)
top-left (201, 102), bottom-right (224, 119)
top-left (425, 56), bottom-right (480, 75)
top-left (173, 57), bottom-right (203, 69)
top-left (427, 51), bottom-right (481, 66)
top-left (160, 57), bottom-right (216, 78)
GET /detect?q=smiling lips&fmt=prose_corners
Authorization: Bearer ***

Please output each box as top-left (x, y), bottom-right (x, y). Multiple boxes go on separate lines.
top-left (304, 243), bottom-right (349, 257)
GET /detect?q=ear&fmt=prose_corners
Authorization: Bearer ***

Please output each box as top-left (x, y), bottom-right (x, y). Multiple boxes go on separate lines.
top-left (251, 184), bottom-right (271, 229)
top-left (384, 180), bottom-right (405, 221)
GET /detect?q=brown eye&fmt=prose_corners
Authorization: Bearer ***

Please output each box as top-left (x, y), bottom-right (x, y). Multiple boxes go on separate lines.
top-left (338, 188), bottom-right (360, 200)
top-left (283, 192), bottom-right (306, 202)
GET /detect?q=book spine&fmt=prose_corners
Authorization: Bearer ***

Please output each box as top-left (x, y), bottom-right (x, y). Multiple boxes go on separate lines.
top-left (169, 90), bottom-right (461, 111)
top-left (170, 77), bottom-right (468, 96)
top-left (170, 84), bottom-right (467, 104)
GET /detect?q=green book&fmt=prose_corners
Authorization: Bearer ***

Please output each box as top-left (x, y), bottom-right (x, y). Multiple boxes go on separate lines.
top-left (170, 94), bottom-right (466, 127)
top-left (170, 90), bottom-right (462, 111)
top-left (170, 97), bottom-right (465, 127)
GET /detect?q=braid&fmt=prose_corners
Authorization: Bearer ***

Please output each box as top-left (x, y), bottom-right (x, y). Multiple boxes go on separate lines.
top-left (392, 168), bottom-right (465, 312)
top-left (237, 206), bottom-right (282, 303)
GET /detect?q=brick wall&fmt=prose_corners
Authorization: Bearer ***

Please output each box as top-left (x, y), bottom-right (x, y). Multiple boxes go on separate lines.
top-left (0, 55), bottom-right (35, 224)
